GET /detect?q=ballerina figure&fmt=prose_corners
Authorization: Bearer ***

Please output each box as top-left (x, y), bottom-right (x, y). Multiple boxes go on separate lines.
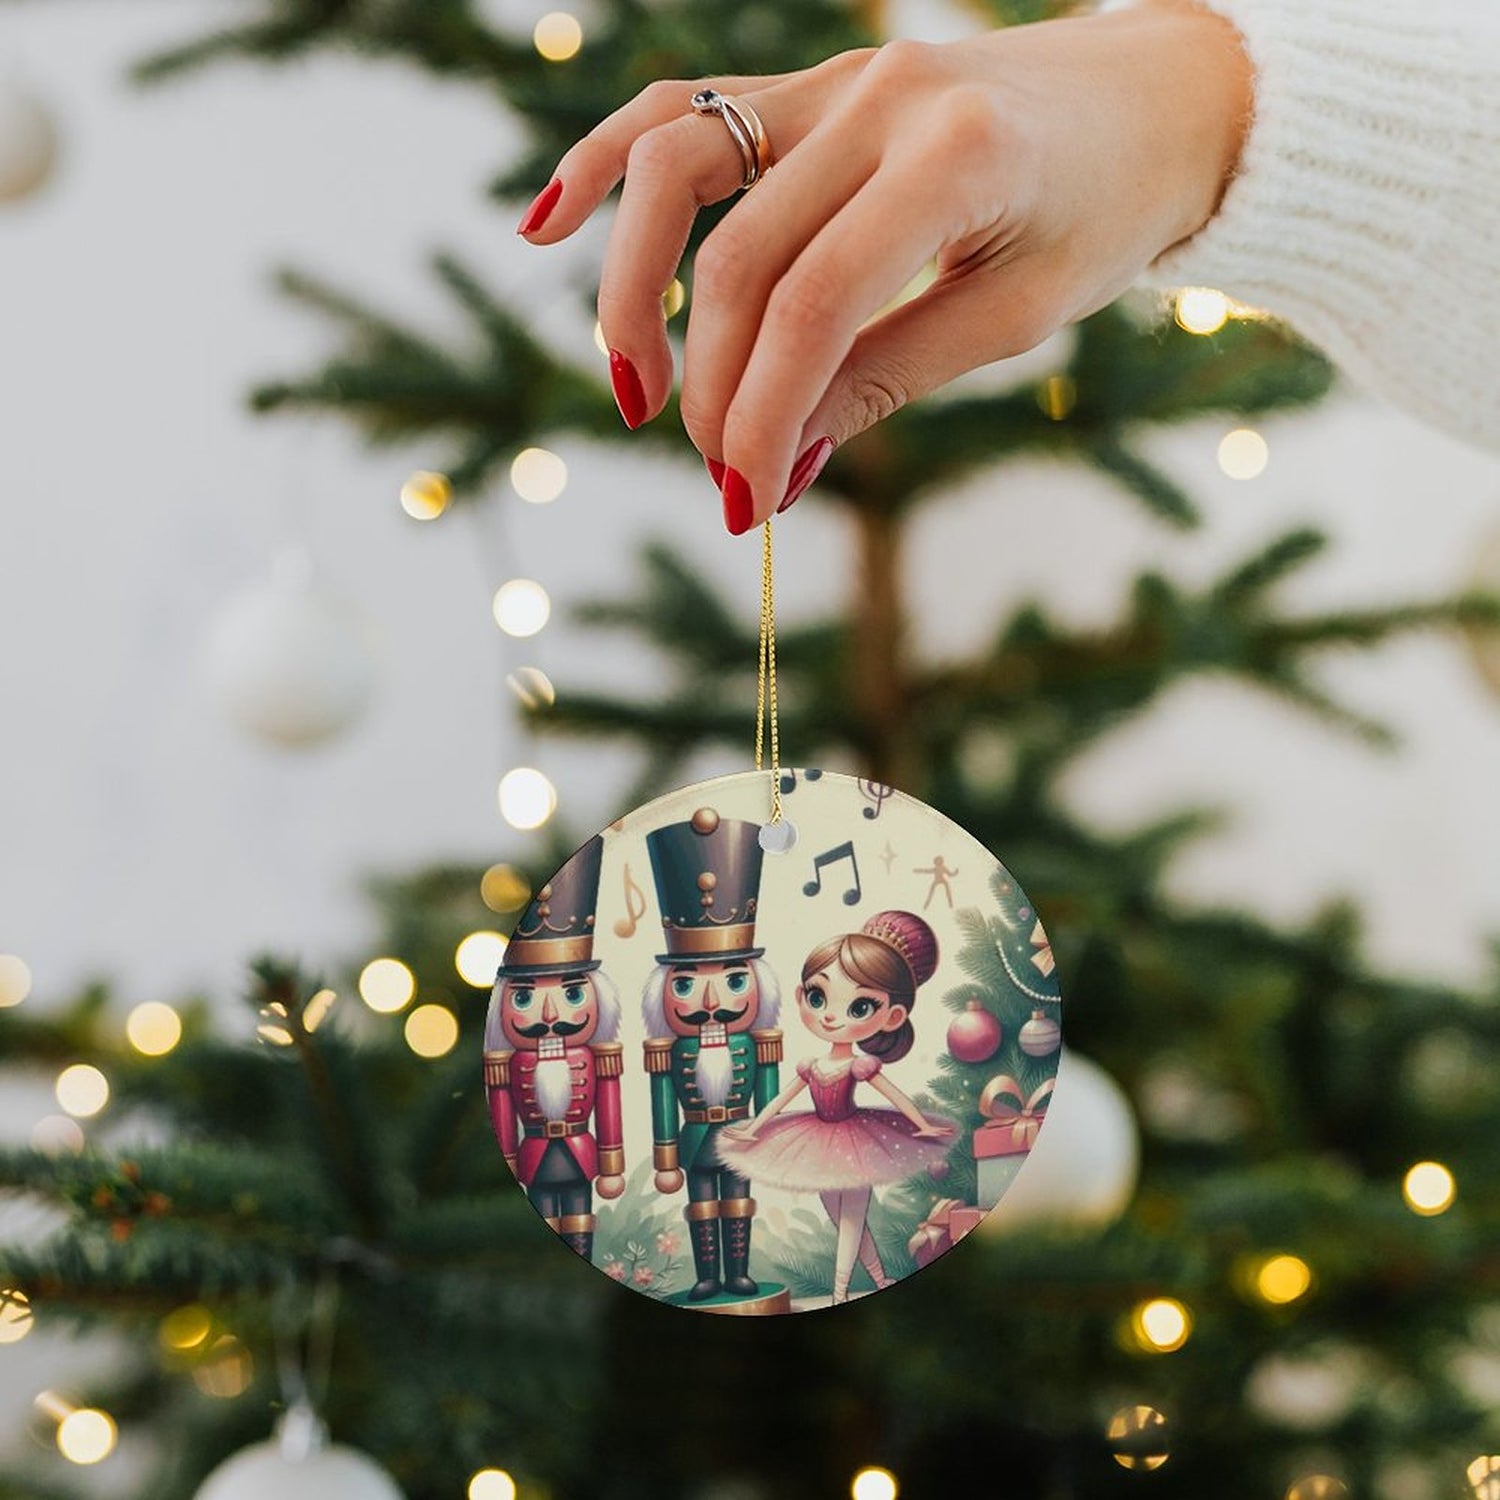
top-left (721, 910), bottom-right (955, 1304)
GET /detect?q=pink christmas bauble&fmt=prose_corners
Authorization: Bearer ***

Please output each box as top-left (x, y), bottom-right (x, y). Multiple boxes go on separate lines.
top-left (947, 999), bottom-right (1003, 1063)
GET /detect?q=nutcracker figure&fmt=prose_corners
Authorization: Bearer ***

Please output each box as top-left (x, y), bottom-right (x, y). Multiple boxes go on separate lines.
top-left (484, 835), bottom-right (624, 1263)
top-left (641, 807), bottom-right (783, 1305)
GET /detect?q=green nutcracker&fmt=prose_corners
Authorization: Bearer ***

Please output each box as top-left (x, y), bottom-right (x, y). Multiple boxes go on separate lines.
top-left (642, 806), bottom-right (785, 1309)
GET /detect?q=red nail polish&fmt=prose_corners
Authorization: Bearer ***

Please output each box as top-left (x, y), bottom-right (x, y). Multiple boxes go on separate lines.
top-left (517, 178), bottom-right (562, 236)
top-left (608, 350), bottom-right (647, 429)
top-left (778, 435), bottom-right (835, 513)
top-left (721, 467), bottom-right (754, 535)
top-left (703, 454), bottom-right (726, 487)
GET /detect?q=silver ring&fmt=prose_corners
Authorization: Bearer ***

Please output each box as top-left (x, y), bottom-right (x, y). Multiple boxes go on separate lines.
top-left (690, 88), bottom-right (773, 189)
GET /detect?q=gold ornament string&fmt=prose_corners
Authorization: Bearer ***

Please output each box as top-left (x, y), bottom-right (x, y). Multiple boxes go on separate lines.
top-left (754, 518), bottom-right (784, 823)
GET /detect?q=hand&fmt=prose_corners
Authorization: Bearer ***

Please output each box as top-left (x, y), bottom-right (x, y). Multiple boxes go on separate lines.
top-left (597, 1174), bottom-right (626, 1199)
top-left (520, 2), bottom-right (1251, 532)
top-left (913, 1120), bottom-right (956, 1139)
top-left (722, 1122), bottom-right (760, 1144)
top-left (654, 1168), bottom-right (685, 1194)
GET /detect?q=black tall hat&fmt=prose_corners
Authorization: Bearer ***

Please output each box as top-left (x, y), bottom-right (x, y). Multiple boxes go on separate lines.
top-left (499, 835), bottom-right (603, 978)
top-left (646, 807), bottom-right (764, 966)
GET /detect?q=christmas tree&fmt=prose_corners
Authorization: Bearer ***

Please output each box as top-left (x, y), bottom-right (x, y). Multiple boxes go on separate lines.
top-left (4, 3), bottom-right (1500, 1499)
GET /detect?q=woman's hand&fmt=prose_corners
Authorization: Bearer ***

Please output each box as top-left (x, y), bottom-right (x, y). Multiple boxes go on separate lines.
top-left (519, 2), bottom-right (1251, 533)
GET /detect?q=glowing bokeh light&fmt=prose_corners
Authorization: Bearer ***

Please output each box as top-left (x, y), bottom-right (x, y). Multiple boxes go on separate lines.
top-left (1403, 1160), bottom-right (1456, 1215)
top-left (55, 1064), bottom-right (109, 1119)
top-left (492, 578), bottom-right (551, 638)
top-left (481, 864), bottom-right (531, 914)
top-left (192, 1335), bottom-right (254, 1398)
top-left (534, 11), bottom-right (583, 61)
top-left (1132, 1296), bottom-right (1192, 1353)
top-left (1175, 287), bottom-right (1230, 335)
top-left (358, 958), bottom-right (415, 1015)
top-left (663, 278), bottom-right (686, 318)
top-left (159, 1304), bottom-right (214, 1352)
top-left (510, 447), bottom-right (567, 505)
top-left (0, 953), bottom-right (31, 1007)
top-left (1106, 1404), bottom-right (1170, 1471)
top-left (498, 767), bottom-right (557, 830)
top-left (400, 470), bottom-right (451, 521)
top-left (126, 1001), bottom-right (182, 1057)
top-left (405, 1004), bottom-right (460, 1059)
top-left (469, 1470), bottom-right (518, 1500)
top-left (0, 1289), bottom-right (33, 1345)
top-left (30, 1115), bottom-right (84, 1154)
top-left (1218, 427), bottom-right (1269, 480)
top-left (456, 932), bottom-right (508, 988)
top-left (508, 665), bottom-right (556, 712)
top-left (851, 1467), bottom-right (898, 1500)
top-left (1255, 1253), bottom-right (1313, 1305)
top-left (56, 1409), bottom-right (117, 1465)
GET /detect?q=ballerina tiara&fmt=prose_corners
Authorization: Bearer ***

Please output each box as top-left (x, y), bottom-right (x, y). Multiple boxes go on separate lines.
top-left (862, 916), bottom-right (918, 979)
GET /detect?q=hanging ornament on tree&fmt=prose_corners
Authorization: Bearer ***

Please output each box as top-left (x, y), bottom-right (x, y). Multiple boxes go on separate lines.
top-left (203, 550), bottom-right (376, 749)
top-left (194, 1400), bottom-right (403, 1500)
top-left (946, 999), bottom-right (1002, 1063)
top-left (483, 523), bottom-right (1070, 1314)
top-left (1019, 1007), bottom-right (1062, 1058)
top-left (0, 76), bottom-right (60, 205)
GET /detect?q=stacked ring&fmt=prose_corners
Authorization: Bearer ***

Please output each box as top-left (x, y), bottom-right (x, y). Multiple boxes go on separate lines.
top-left (690, 88), bottom-right (774, 189)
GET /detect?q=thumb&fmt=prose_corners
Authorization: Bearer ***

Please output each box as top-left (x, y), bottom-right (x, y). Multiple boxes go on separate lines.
top-left (782, 260), bottom-right (1061, 512)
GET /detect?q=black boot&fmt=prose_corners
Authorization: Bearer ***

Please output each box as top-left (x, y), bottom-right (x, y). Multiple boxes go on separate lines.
top-left (559, 1212), bottom-right (596, 1263)
top-left (687, 1210), bottom-right (722, 1301)
top-left (720, 1198), bottom-right (759, 1297)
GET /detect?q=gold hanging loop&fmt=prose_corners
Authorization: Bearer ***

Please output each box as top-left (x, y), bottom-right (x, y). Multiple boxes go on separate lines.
top-left (754, 518), bottom-right (784, 823)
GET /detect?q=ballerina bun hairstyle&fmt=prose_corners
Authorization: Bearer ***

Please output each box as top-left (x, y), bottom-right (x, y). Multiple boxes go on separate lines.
top-left (800, 910), bottom-right (939, 1063)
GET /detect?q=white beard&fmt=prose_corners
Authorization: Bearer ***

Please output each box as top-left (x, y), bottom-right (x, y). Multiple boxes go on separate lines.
top-left (695, 1035), bottom-right (733, 1107)
top-left (534, 1055), bottom-right (574, 1121)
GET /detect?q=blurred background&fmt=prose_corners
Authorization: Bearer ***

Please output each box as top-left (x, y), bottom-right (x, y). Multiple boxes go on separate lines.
top-left (3, 2), bottom-right (1500, 1499)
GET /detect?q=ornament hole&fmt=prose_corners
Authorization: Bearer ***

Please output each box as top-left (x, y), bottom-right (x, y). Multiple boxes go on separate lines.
top-left (758, 819), bottom-right (798, 855)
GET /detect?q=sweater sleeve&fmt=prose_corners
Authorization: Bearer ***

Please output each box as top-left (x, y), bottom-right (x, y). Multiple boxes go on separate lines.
top-left (1117, 0), bottom-right (1500, 453)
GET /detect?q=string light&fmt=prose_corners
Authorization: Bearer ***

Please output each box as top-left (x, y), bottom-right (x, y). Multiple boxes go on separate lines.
top-left (492, 579), bottom-right (551, 638)
top-left (498, 767), bottom-right (557, 830)
top-left (126, 1001), bottom-right (182, 1057)
top-left (1254, 1253), bottom-right (1314, 1305)
top-left (508, 666), bottom-right (556, 711)
top-left (510, 447), bottom-right (567, 505)
top-left (470, 1470), bottom-right (518, 1500)
top-left (1285, 1477), bottom-right (1348, 1500)
top-left (159, 1304), bottom-right (214, 1352)
top-left (1218, 427), bottom-right (1269, 480)
top-left (191, 1335), bottom-right (253, 1398)
top-left (1037, 373), bottom-right (1077, 421)
top-left (1175, 287), bottom-right (1230, 335)
top-left (0, 1289), bottom-right (33, 1345)
top-left (481, 864), bottom-right (531, 914)
top-left (1131, 1296), bottom-right (1192, 1353)
top-left (851, 1467), bottom-right (898, 1500)
top-left (358, 958), bottom-right (415, 1015)
top-left (0, 953), bottom-right (31, 1007)
top-left (1469, 1455), bottom-right (1500, 1499)
top-left (55, 1407), bottom-right (117, 1465)
top-left (30, 1115), bottom-right (84, 1154)
top-left (533, 11), bottom-right (583, 61)
top-left (456, 932), bottom-right (508, 988)
top-left (1106, 1404), bottom-right (1170, 1471)
top-left (404, 1003), bottom-right (459, 1059)
top-left (400, 470), bottom-right (451, 520)
top-left (1403, 1160), bottom-right (1456, 1216)
top-left (55, 1064), bottom-right (108, 1119)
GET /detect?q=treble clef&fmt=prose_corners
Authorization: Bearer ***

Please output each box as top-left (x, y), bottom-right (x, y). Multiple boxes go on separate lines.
top-left (613, 862), bottom-right (649, 938)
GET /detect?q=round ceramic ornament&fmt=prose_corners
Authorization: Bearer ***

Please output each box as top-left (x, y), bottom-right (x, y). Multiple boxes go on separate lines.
top-left (483, 766), bottom-right (1065, 1314)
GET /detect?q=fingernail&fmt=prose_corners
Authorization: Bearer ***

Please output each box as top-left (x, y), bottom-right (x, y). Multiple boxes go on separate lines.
top-left (517, 177), bottom-right (562, 236)
top-left (721, 467), bottom-right (754, 536)
top-left (608, 350), bottom-right (647, 429)
top-left (703, 454), bottom-right (726, 487)
top-left (778, 435), bottom-right (835, 514)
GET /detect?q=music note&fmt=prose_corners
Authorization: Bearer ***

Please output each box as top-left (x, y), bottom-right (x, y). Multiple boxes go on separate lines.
top-left (613, 863), bottom-right (648, 938)
top-left (859, 780), bottom-right (894, 821)
top-left (779, 767), bottom-right (824, 795)
top-left (802, 841), bottom-right (862, 906)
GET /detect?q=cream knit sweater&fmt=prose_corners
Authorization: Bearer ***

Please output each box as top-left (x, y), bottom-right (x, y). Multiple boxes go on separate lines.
top-left (1120, 0), bottom-right (1500, 452)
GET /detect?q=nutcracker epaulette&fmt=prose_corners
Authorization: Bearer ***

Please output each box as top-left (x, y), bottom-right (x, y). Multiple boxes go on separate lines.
top-left (591, 1040), bottom-right (624, 1078)
top-left (483, 1049), bottom-right (513, 1088)
top-left (751, 1027), bottom-right (783, 1064)
top-left (643, 1036), bottom-right (674, 1074)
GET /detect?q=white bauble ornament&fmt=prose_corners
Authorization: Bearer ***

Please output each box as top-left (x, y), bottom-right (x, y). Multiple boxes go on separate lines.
top-left (0, 79), bottom-right (60, 203)
top-left (979, 1049), bottom-right (1138, 1232)
top-left (204, 554), bottom-right (376, 749)
top-left (195, 1405), bottom-right (404, 1500)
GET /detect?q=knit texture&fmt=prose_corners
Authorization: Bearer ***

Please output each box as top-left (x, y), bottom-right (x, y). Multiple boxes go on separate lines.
top-left (1116, 0), bottom-right (1500, 451)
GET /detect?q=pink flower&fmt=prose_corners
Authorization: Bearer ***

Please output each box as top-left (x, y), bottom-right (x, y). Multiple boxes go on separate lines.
top-left (603, 1260), bottom-right (627, 1281)
top-left (632, 1265), bottom-right (655, 1287)
top-left (655, 1230), bottom-right (681, 1255)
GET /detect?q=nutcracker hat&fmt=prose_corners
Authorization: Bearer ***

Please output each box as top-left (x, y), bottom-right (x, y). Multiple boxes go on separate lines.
top-left (498, 835), bottom-right (604, 978)
top-left (646, 807), bottom-right (764, 966)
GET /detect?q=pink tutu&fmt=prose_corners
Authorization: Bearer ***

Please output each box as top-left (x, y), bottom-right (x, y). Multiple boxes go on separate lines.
top-left (718, 1054), bottom-right (955, 1192)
